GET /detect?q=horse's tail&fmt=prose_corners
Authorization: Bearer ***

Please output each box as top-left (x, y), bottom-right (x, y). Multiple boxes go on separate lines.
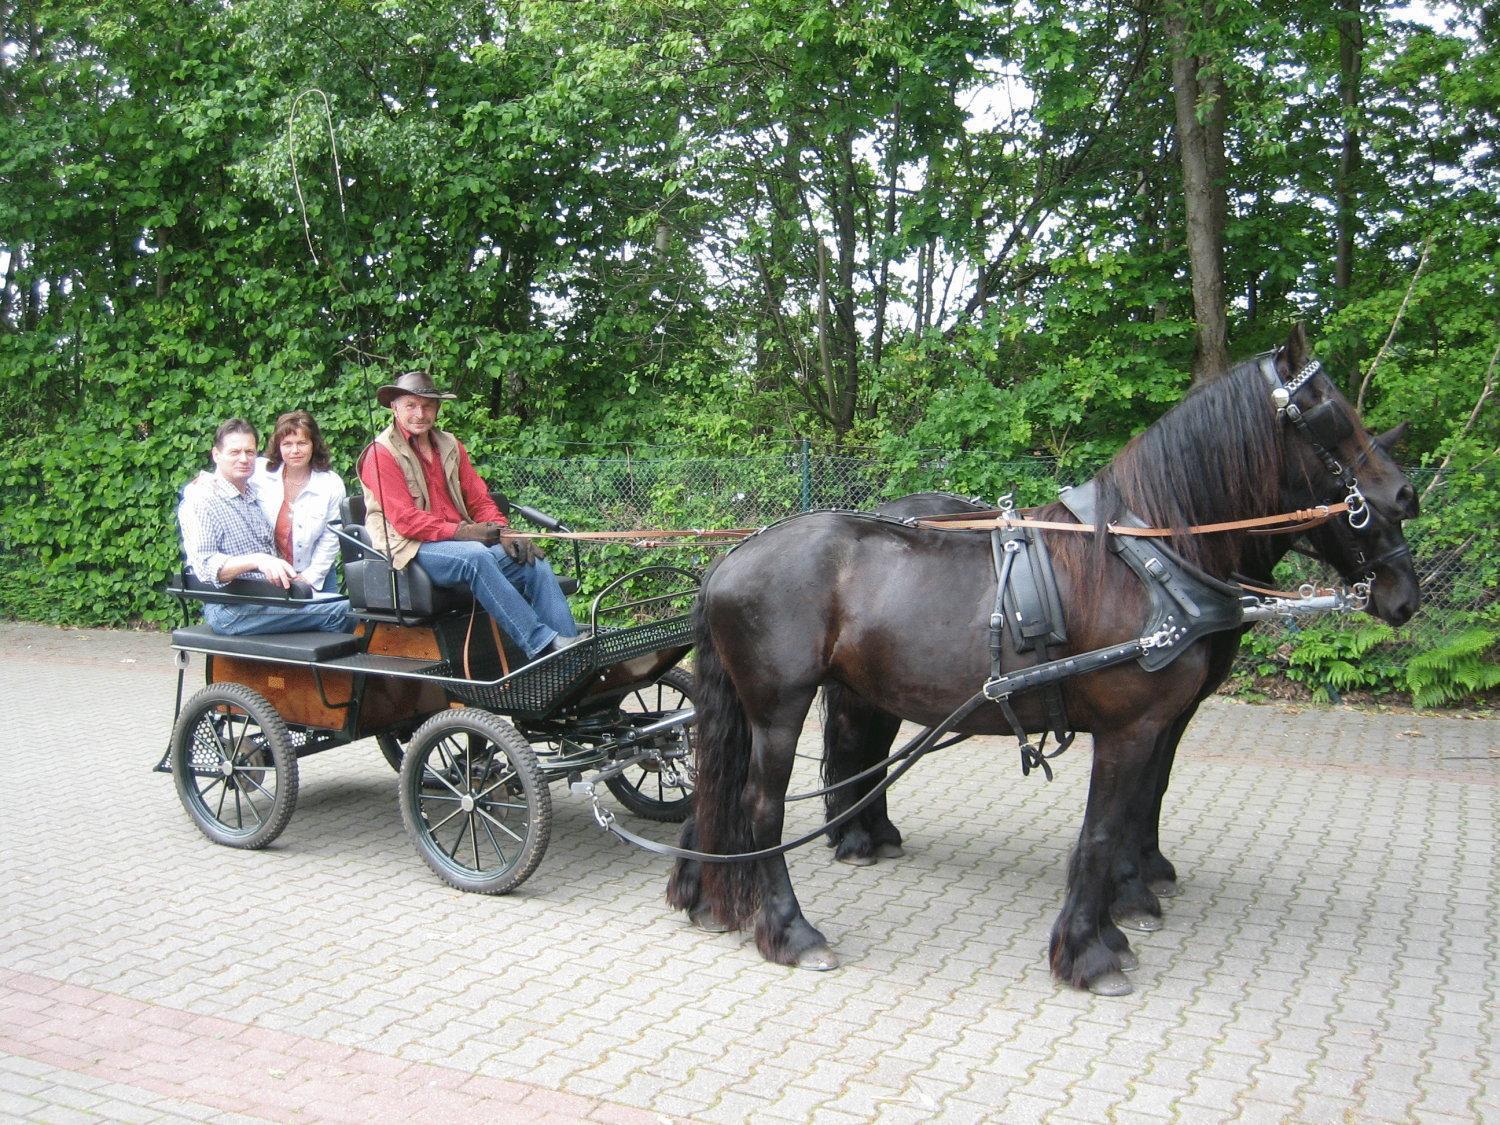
top-left (665, 587), bottom-right (761, 929)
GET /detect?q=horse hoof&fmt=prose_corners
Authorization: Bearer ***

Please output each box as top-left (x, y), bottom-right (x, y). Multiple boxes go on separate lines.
top-left (1116, 948), bottom-right (1139, 972)
top-left (836, 853), bottom-right (877, 867)
top-left (1088, 970), bottom-right (1134, 996)
top-left (1112, 907), bottom-right (1162, 933)
top-left (873, 842), bottom-right (905, 859)
top-left (689, 908), bottom-right (732, 933)
top-left (1149, 878), bottom-right (1180, 898)
top-left (796, 945), bottom-right (840, 971)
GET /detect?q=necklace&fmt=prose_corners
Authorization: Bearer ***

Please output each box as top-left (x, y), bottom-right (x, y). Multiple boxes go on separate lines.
top-left (283, 468), bottom-right (311, 503)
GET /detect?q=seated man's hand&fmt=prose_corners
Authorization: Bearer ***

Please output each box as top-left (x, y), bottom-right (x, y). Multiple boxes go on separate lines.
top-left (499, 531), bottom-right (541, 565)
top-left (257, 554), bottom-right (299, 588)
top-left (454, 521), bottom-right (504, 545)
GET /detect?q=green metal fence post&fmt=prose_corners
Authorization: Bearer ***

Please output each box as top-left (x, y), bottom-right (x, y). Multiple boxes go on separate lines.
top-left (800, 438), bottom-right (812, 511)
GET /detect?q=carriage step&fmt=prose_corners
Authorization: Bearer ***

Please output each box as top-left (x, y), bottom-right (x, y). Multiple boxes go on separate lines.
top-left (322, 653), bottom-right (452, 677)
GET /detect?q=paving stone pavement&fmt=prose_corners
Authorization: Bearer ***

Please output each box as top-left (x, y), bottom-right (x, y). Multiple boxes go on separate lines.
top-left (0, 621), bottom-right (1495, 1123)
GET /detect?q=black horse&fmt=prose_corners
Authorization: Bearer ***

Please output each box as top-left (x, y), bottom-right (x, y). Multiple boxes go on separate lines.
top-left (821, 467), bottom-right (1414, 925)
top-left (667, 327), bottom-right (1421, 994)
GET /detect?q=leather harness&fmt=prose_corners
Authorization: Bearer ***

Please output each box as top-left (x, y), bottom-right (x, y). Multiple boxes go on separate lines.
top-left (980, 481), bottom-right (1249, 778)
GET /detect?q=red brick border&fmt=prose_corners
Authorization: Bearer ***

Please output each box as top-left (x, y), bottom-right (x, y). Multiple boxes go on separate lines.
top-left (0, 970), bottom-right (674, 1124)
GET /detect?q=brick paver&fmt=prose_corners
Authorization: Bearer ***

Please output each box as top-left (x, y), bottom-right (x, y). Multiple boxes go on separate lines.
top-left (0, 622), bottom-right (1495, 1122)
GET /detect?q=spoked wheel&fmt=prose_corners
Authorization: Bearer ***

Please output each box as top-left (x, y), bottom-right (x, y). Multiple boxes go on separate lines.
top-left (399, 708), bottom-right (551, 894)
top-left (170, 683), bottom-right (298, 850)
top-left (375, 732), bottom-right (410, 772)
top-left (604, 666), bottom-right (696, 822)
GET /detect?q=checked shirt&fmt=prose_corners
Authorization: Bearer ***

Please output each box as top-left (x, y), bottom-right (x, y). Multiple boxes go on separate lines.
top-left (178, 475), bottom-right (276, 587)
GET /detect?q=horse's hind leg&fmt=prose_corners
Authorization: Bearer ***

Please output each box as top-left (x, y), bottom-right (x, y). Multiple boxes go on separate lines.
top-left (822, 682), bottom-right (904, 865)
top-left (747, 690), bottom-right (840, 969)
top-left (1050, 725), bottom-right (1158, 995)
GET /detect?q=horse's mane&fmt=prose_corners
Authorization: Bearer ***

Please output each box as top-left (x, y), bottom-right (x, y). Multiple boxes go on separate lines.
top-left (1089, 357), bottom-right (1284, 575)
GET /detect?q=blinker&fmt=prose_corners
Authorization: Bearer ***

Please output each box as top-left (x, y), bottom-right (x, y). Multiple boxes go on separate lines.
top-left (1300, 399), bottom-right (1355, 447)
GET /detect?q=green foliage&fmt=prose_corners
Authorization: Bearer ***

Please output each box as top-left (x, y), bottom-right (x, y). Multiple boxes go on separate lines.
top-left (0, 0), bottom-right (1496, 711)
top-left (1405, 627), bottom-right (1500, 708)
top-left (1240, 619), bottom-right (1398, 703)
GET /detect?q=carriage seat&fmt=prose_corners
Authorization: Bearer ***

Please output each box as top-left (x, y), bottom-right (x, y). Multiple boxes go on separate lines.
top-left (338, 495), bottom-right (577, 624)
top-left (170, 622), bottom-right (362, 662)
top-left (338, 497), bottom-right (472, 622)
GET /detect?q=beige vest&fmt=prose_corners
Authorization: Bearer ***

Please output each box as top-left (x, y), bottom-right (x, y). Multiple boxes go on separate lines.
top-left (363, 424), bottom-right (472, 569)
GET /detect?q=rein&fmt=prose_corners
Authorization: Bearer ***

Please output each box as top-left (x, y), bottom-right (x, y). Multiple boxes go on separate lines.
top-left (492, 501), bottom-right (1352, 546)
top-left (912, 503), bottom-right (1350, 537)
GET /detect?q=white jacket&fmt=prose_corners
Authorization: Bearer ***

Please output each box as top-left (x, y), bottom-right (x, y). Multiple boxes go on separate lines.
top-left (251, 459), bottom-right (347, 589)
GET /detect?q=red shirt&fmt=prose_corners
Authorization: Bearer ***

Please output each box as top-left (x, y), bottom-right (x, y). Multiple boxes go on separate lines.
top-left (360, 427), bottom-right (506, 542)
top-left (274, 496), bottom-right (295, 562)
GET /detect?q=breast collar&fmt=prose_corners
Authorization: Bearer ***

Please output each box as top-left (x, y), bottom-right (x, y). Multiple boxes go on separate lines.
top-left (1059, 482), bottom-right (1245, 672)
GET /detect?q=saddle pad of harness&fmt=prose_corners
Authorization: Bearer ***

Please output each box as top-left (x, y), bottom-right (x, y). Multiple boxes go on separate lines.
top-left (995, 524), bottom-right (1067, 654)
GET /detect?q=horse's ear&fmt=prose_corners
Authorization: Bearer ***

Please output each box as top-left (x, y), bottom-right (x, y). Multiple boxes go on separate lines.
top-left (1282, 323), bottom-right (1311, 371)
top-left (1374, 421), bottom-right (1410, 451)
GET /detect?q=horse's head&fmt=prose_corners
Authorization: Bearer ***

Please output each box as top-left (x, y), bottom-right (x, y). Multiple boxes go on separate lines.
top-left (1266, 325), bottom-right (1421, 626)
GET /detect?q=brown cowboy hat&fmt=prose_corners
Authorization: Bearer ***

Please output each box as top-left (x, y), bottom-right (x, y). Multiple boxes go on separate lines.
top-left (376, 371), bottom-right (459, 408)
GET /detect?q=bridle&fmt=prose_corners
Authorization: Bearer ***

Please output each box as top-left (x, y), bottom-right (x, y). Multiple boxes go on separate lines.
top-left (1259, 351), bottom-right (1412, 587)
top-left (1258, 352), bottom-right (1372, 530)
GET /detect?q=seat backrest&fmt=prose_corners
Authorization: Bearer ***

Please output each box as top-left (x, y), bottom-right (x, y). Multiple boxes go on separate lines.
top-left (342, 489), bottom-right (508, 524)
top-left (335, 493), bottom-right (472, 621)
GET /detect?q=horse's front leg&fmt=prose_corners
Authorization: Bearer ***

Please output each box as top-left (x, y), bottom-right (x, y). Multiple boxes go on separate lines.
top-left (1050, 726), bottom-right (1158, 995)
top-left (1109, 707), bottom-right (1196, 932)
top-left (749, 693), bottom-right (839, 969)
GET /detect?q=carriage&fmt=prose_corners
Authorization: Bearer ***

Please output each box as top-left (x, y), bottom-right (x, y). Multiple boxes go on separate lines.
top-left (160, 495), bottom-right (699, 895)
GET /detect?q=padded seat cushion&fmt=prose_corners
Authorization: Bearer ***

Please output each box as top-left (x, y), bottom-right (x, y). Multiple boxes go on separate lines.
top-left (171, 624), bottom-right (362, 662)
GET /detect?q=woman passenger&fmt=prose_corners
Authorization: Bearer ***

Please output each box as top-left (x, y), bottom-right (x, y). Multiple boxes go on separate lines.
top-left (252, 410), bottom-right (347, 593)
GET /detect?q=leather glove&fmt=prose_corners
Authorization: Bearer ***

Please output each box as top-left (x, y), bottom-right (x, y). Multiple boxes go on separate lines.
top-left (499, 531), bottom-right (541, 565)
top-left (454, 521), bottom-right (504, 545)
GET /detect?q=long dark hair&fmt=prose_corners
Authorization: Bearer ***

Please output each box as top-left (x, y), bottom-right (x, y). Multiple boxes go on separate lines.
top-left (263, 410), bottom-right (333, 472)
top-left (1096, 358), bottom-right (1284, 574)
top-left (1037, 358), bottom-right (1287, 581)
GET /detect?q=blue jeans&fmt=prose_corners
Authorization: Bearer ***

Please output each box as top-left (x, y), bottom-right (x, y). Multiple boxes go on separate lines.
top-left (415, 541), bottom-right (577, 657)
top-left (204, 597), bottom-right (351, 636)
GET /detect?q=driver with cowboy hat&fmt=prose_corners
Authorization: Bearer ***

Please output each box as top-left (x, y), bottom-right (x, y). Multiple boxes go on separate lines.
top-left (359, 371), bottom-right (581, 658)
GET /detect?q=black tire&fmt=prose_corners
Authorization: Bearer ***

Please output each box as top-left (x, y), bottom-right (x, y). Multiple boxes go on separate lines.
top-left (603, 666), bottom-right (696, 822)
top-left (376, 733), bottom-right (408, 772)
top-left (170, 683), bottom-right (298, 850)
top-left (399, 708), bottom-right (551, 894)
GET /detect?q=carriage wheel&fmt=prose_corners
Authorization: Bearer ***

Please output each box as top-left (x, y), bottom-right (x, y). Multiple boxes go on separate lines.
top-left (399, 708), bottom-right (551, 894)
top-left (603, 666), bottom-right (696, 823)
top-left (170, 683), bottom-right (298, 850)
top-left (375, 732), bottom-right (409, 772)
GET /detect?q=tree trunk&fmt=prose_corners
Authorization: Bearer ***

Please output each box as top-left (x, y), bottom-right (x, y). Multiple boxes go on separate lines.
top-left (1167, 3), bottom-right (1229, 383)
top-left (870, 98), bottom-right (901, 388)
top-left (832, 128), bottom-right (859, 435)
top-left (1334, 0), bottom-right (1364, 300)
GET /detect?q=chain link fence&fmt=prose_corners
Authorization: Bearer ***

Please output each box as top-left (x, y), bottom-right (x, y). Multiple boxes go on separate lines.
top-left (483, 442), bottom-right (1494, 702)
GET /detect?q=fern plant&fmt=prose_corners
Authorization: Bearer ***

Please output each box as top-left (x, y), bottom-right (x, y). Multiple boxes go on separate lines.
top-left (1282, 620), bottom-right (1399, 701)
top-left (1404, 626), bottom-right (1500, 707)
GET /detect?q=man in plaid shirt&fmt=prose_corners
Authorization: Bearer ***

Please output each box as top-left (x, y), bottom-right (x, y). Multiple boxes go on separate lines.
top-left (179, 419), bottom-right (350, 636)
